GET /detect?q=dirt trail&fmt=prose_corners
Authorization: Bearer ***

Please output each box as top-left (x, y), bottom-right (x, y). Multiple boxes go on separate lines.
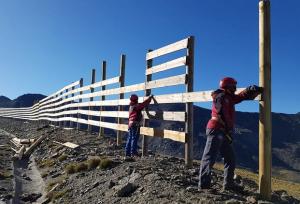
top-left (12, 156), bottom-right (46, 204)
top-left (0, 128), bottom-right (46, 204)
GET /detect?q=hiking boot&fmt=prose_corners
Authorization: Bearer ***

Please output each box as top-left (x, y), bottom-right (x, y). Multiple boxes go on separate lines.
top-left (223, 182), bottom-right (244, 192)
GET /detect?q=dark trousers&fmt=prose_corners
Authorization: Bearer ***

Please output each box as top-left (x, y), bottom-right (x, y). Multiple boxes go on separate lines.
top-left (199, 129), bottom-right (235, 188)
top-left (125, 125), bottom-right (140, 156)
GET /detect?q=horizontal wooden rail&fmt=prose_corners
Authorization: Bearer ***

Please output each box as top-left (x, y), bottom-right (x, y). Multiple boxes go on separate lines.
top-left (146, 38), bottom-right (189, 60)
top-left (37, 110), bottom-right (186, 122)
top-left (37, 116), bottom-right (186, 142)
top-left (37, 74), bottom-right (187, 112)
top-left (40, 80), bottom-right (80, 103)
top-left (146, 56), bottom-right (187, 75)
top-left (39, 76), bottom-right (120, 108)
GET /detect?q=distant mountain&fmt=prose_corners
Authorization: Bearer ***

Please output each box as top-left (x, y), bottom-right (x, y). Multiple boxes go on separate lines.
top-left (146, 104), bottom-right (300, 182)
top-left (0, 96), bottom-right (13, 108)
top-left (0, 94), bottom-right (47, 108)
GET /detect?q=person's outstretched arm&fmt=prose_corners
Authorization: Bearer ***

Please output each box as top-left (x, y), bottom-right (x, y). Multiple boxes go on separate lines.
top-left (233, 85), bottom-right (263, 104)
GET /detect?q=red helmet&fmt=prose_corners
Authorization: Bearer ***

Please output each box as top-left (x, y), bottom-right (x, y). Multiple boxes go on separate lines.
top-left (130, 94), bottom-right (138, 102)
top-left (219, 77), bottom-right (237, 89)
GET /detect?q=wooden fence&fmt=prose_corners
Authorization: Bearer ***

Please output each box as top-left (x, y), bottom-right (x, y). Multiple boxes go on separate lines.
top-left (0, 36), bottom-right (259, 167)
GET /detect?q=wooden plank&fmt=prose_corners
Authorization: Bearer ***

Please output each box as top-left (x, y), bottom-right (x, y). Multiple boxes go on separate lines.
top-left (146, 56), bottom-right (187, 75)
top-left (15, 109), bottom-right (186, 122)
top-left (40, 80), bottom-right (80, 104)
top-left (0, 88), bottom-right (259, 116)
top-left (53, 141), bottom-right (79, 149)
top-left (146, 74), bottom-right (186, 89)
top-left (24, 134), bottom-right (48, 157)
top-left (140, 127), bottom-right (186, 143)
top-left (146, 38), bottom-right (189, 60)
top-left (84, 119), bottom-right (186, 143)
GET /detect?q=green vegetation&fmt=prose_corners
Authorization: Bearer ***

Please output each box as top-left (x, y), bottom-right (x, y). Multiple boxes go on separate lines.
top-left (58, 154), bottom-right (68, 162)
top-left (214, 163), bottom-right (300, 199)
top-left (65, 163), bottom-right (76, 174)
top-left (41, 172), bottom-right (48, 178)
top-left (64, 157), bottom-right (113, 175)
top-left (38, 159), bottom-right (55, 168)
top-left (87, 158), bottom-right (101, 170)
top-left (99, 158), bottom-right (113, 169)
top-left (75, 162), bottom-right (88, 172)
top-left (0, 171), bottom-right (12, 180)
top-left (46, 189), bottom-right (69, 201)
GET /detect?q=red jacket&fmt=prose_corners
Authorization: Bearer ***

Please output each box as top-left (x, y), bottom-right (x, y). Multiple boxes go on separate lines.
top-left (206, 89), bottom-right (253, 132)
top-left (128, 97), bottom-right (151, 128)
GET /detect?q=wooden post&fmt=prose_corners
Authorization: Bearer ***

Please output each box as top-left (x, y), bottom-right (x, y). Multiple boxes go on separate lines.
top-left (64, 88), bottom-right (69, 128)
top-left (59, 91), bottom-right (63, 128)
top-left (259, 0), bottom-right (272, 199)
top-left (117, 55), bottom-right (126, 145)
top-left (88, 69), bottom-right (96, 132)
top-left (185, 36), bottom-right (194, 167)
top-left (55, 94), bottom-right (59, 127)
top-left (99, 61), bottom-right (106, 137)
top-left (77, 78), bottom-right (83, 131)
top-left (70, 86), bottom-right (75, 128)
top-left (142, 50), bottom-right (153, 157)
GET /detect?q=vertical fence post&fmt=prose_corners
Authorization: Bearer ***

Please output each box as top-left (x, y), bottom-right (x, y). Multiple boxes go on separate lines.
top-left (142, 49), bottom-right (153, 157)
top-left (59, 91), bottom-right (63, 128)
top-left (70, 86), bottom-right (75, 128)
top-left (77, 78), bottom-right (83, 131)
top-left (259, 0), bottom-right (272, 199)
top-left (117, 55), bottom-right (125, 146)
top-left (185, 36), bottom-right (194, 167)
top-left (64, 88), bottom-right (69, 128)
top-left (88, 69), bottom-right (96, 132)
top-left (99, 61), bottom-right (106, 137)
top-left (55, 94), bottom-right (59, 127)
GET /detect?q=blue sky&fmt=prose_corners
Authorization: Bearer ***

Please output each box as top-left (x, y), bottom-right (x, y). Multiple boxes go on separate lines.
top-left (0, 0), bottom-right (299, 114)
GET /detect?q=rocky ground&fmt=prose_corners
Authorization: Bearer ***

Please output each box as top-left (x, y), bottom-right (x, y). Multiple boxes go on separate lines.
top-left (0, 117), bottom-right (299, 204)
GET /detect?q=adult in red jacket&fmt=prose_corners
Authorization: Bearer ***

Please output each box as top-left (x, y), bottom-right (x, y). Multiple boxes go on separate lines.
top-left (198, 77), bottom-right (262, 191)
top-left (125, 94), bottom-right (153, 157)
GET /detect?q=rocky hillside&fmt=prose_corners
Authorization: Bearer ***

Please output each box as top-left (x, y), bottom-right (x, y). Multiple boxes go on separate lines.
top-left (146, 104), bottom-right (300, 183)
top-left (0, 118), bottom-right (299, 203)
top-left (0, 94), bottom-right (46, 108)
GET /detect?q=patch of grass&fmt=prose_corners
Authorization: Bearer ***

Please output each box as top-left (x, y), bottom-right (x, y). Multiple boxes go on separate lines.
top-left (38, 159), bottom-right (55, 168)
top-left (65, 164), bottom-right (76, 174)
top-left (46, 189), bottom-right (68, 201)
top-left (0, 171), bottom-right (12, 180)
top-left (87, 158), bottom-right (101, 170)
top-left (58, 154), bottom-right (68, 162)
top-left (214, 162), bottom-right (300, 200)
top-left (75, 162), bottom-right (88, 172)
top-left (99, 158), bottom-right (113, 169)
top-left (46, 181), bottom-right (59, 192)
top-left (41, 172), bottom-right (48, 178)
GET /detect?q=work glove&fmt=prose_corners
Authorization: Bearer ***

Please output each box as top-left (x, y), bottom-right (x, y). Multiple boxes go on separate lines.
top-left (246, 85), bottom-right (263, 99)
top-left (246, 85), bottom-right (263, 93)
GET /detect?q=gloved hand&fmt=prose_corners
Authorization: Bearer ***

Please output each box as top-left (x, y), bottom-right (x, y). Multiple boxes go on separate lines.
top-left (247, 85), bottom-right (263, 93)
top-left (246, 85), bottom-right (263, 99)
